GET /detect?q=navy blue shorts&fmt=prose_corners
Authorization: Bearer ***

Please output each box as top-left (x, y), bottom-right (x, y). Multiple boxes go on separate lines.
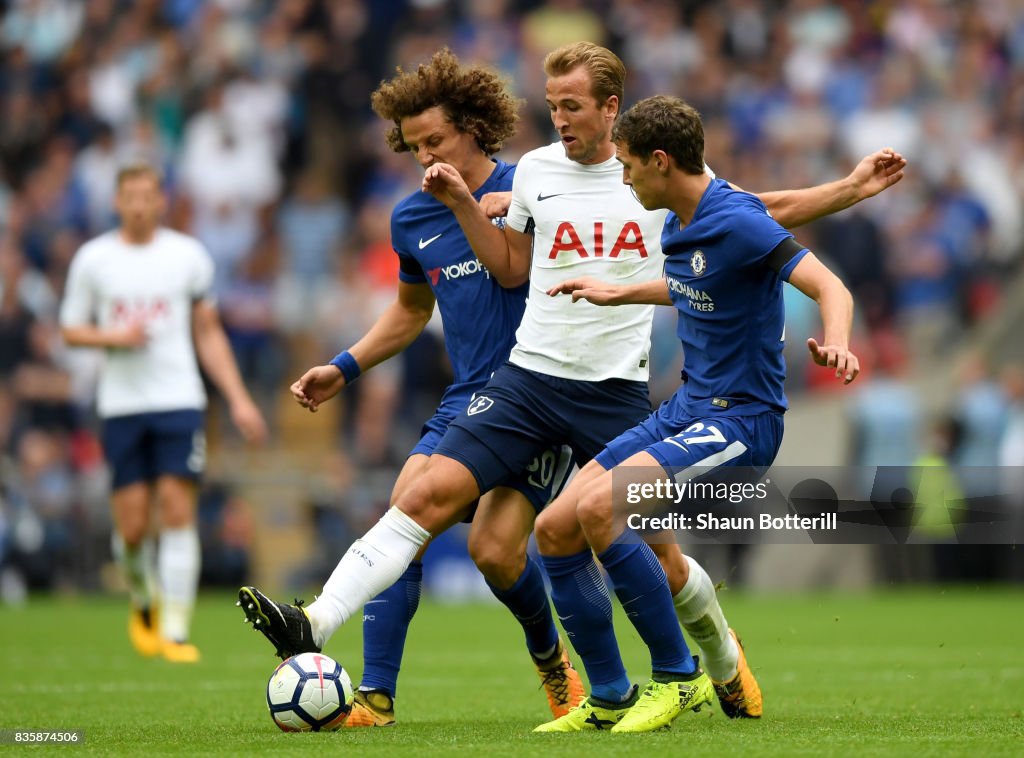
top-left (596, 391), bottom-right (784, 473)
top-left (412, 384), bottom-right (574, 512)
top-left (100, 409), bottom-right (205, 490)
top-left (433, 362), bottom-right (651, 498)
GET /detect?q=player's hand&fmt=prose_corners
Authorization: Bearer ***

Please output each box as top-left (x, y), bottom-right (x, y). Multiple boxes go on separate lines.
top-left (290, 364), bottom-right (347, 413)
top-left (807, 338), bottom-right (860, 385)
top-left (850, 148), bottom-right (906, 200)
top-left (480, 191), bottom-right (512, 218)
top-left (115, 321), bottom-right (148, 349)
top-left (230, 397), bottom-right (268, 444)
top-left (546, 277), bottom-right (624, 305)
top-left (422, 163), bottom-right (473, 209)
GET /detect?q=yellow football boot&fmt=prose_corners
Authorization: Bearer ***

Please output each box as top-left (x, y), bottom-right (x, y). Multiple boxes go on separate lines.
top-left (161, 640), bottom-right (201, 663)
top-left (610, 673), bottom-right (714, 733)
top-left (533, 687), bottom-right (637, 732)
top-left (128, 607), bottom-right (161, 658)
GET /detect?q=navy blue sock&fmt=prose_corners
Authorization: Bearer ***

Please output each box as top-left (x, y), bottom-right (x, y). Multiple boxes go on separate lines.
top-left (542, 550), bottom-right (632, 702)
top-left (597, 535), bottom-right (695, 677)
top-left (486, 556), bottom-right (559, 659)
top-left (359, 560), bottom-right (423, 697)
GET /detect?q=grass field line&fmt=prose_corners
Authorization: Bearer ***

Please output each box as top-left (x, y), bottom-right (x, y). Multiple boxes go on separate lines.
top-left (766, 645), bottom-right (1021, 658)
top-left (7, 674), bottom-right (528, 695)
top-left (9, 665), bottom-right (1018, 699)
top-left (8, 680), bottom-right (248, 695)
top-left (774, 666), bottom-right (1024, 681)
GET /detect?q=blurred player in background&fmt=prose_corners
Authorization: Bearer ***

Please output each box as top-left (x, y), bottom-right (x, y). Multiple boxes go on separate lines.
top-left (240, 49), bottom-right (584, 727)
top-left (237, 41), bottom-right (904, 725)
top-left (60, 164), bottom-right (268, 663)
top-left (534, 94), bottom-right (861, 732)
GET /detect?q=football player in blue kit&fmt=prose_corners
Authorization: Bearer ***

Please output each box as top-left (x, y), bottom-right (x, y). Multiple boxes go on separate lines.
top-left (539, 94), bottom-right (862, 732)
top-left (240, 49), bottom-right (584, 726)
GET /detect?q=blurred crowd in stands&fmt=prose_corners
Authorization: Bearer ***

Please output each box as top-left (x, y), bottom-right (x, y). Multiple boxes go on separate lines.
top-left (2, 0), bottom-right (1023, 598)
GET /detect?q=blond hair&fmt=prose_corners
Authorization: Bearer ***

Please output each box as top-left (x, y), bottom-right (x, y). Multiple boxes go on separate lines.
top-left (116, 163), bottom-right (163, 188)
top-left (543, 42), bottom-right (625, 106)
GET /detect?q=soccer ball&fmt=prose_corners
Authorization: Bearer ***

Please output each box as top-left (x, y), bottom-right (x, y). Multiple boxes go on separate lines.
top-left (266, 653), bottom-right (354, 731)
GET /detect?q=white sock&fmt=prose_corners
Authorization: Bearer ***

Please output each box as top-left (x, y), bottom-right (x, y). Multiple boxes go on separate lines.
top-left (307, 507), bottom-right (430, 647)
top-left (673, 554), bottom-right (739, 682)
top-left (158, 526), bottom-right (200, 643)
top-left (112, 532), bottom-right (157, 610)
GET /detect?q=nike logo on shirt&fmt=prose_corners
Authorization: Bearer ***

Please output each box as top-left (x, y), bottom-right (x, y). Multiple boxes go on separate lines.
top-left (537, 192), bottom-right (566, 201)
top-left (419, 234), bottom-right (443, 249)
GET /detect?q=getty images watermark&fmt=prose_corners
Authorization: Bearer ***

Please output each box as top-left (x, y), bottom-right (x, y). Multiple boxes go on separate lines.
top-left (612, 466), bottom-right (1024, 545)
top-left (625, 478), bottom-right (836, 532)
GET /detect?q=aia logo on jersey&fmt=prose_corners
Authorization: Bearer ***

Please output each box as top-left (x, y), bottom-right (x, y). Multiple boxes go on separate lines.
top-left (427, 259), bottom-right (490, 286)
top-left (467, 395), bottom-right (493, 416)
top-left (547, 221), bottom-right (649, 259)
top-left (690, 250), bottom-right (707, 276)
top-left (111, 297), bottom-right (170, 323)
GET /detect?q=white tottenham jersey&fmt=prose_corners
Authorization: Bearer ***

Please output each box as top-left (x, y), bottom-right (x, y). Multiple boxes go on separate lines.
top-left (506, 142), bottom-right (669, 382)
top-left (60, 228), bottom-right (215, 418)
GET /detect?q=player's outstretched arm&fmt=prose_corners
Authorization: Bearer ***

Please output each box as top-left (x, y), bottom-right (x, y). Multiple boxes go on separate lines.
top-left (751, 148), bottom-right (906, 229)
top-left (547, 277), bottom-right (672, 306)
top-left (422, 163), bottom-right (530, 287)
top-left (291, 281), bottom-right (435, 413)
top-left (786, 252), bottom-right (860, 385)
top-left (191, 300), bottom-right (268, 443)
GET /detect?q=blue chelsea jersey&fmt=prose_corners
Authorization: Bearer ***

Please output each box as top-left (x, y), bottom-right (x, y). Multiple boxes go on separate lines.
top-left (391, 160), bottom-right (528, 393)
top-left (662, 178), bottom-right (809, 416)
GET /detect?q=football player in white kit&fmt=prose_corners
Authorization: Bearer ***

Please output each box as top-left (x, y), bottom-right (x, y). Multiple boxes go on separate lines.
top-left (60, 164), bottom-right (267, 662)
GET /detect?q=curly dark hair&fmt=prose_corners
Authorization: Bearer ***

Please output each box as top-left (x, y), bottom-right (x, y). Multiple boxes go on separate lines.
top-left (612, 95), bottom-right (704, 175)
top-left (371, 48), bottom-right (521, 156)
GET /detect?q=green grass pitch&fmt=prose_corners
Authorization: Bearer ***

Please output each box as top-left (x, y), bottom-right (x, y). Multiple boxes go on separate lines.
top-left (1, 588), bottom-right (1022, 755)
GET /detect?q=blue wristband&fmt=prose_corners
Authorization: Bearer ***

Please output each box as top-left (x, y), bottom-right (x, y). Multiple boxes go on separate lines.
top-left (329, 350), bottom-right (361, 384)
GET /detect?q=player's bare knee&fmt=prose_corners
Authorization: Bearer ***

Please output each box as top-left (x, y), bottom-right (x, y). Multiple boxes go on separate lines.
top-left (397, 477), bottom-right (462, 534)
top-left (159, 497), bottom-right (194, 528)
top-left (396, 480), bottom-right (439, 524)
top-left (533, 508), bottom-right (558, 553)
top-left (534, 507), bottom-right (584, 556)
top-left (115, 506), bottom-right (149, 545)
top-left (469, 538), bottom-right (524, 588)
top-left (575, 481), bottom-right (613, 535)
top-left (118, 519), bottom-right (148, 546)
top-left (401, 457), bottom-right (480, 533)
top-left (160, 501), bottom-right (193, 529)
top-left (111, 484), bottom-right (150, 544)
top-left (157, 477), bottom-right (196, 529)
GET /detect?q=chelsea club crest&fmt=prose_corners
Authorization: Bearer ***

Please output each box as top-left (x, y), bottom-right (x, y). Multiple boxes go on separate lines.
top-left (690, 249), bottom-right (707, 276)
